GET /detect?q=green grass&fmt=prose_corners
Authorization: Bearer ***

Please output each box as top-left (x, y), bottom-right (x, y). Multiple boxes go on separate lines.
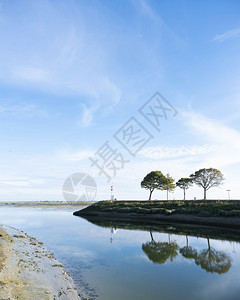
top-left (77, 200), bottom-right (240, 217)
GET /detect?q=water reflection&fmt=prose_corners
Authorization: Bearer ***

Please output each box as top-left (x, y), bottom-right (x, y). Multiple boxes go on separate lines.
top-left (80, 215), bottom-right (235, 276)
top-left (142, 232), bottom-right (232, 274)
top-left (179, 235), bottom-right (198, 260)
top-left (110, 227), bottom-right (118, 243)
top-left (0, 207), bottom-right (239, 300)
top-left (195, 238), bottom-right (232, 274)
top-left (142, 231), bottom-right (178, 264)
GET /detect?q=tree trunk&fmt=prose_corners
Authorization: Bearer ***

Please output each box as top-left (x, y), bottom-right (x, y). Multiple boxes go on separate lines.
top-left (183, 188), bottom-right (186, 200)
top-left (207, 238), bottom-right (210, 250)
top-left (167, 189), bottom-right (169, 201)
top-left (150, 231), bottom-right (154, 242)
top-left (149, 189), bottom-right (153, 201)
top-left (204, 188), bottom-right (207, 200)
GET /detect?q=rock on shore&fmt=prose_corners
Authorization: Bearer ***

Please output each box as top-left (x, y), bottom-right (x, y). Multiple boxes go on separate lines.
top-left (0, 225), bottom-right (80, 300)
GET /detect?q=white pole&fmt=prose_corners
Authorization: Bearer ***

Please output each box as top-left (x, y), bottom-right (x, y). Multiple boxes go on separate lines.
top-left (226, 189), bottom-right (230, 200)
top-left (111, 185), bottom-right (114, 200)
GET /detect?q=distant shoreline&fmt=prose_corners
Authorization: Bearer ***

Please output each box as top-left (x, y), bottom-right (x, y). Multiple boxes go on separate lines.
top-left (0, 201), bottom-right (94, 207)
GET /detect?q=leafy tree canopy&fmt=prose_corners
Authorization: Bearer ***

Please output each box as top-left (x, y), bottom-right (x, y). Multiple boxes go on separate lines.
top-left (176, 177), bottom-right (192, 200)
top-left (142, 241), bottom-right (178, 264)
top-left (180, 246), bottom-right (198, 260)
top-left (163, 174), bottom-right (176, 192)
top-left (141, 171), bottom-right (167, 200)
top-left (190, 168), bottom-right (224, 200)
top-left (195, 239), bottom-right (231, 274)
top-left (190, 168), bottom-right (224, 190)
top-left (176, 178), bottom-right (192, 189)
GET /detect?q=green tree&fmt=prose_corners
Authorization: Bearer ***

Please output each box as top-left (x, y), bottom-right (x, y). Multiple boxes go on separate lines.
top-left (163, 174), bottom-right (176, 200)
top-left (195, 238), bottom-right (231, 274)
top-left (176, 178), bottom-right (192, 200)
top-left (179, 235), bottom-right (197, 260)
top-left (141, 171), bottom-right (167, 200)
top-left (190, 168), bottom-right (224, 200)
top-left (142, 232), bottom-right (178, 264)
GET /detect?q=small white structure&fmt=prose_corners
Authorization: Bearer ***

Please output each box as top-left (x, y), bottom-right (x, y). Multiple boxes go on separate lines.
top-left (110, 185), bottom-right (114, 200)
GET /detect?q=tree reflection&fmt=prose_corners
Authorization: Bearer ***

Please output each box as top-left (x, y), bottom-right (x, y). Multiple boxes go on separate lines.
top-left (142, 231), bottom-right (178, 264)
top-left (195, 238), bottom-right (232, 274)
top-left (142, 232), bottom-right (232, 274)
top-left (179, 235), bottom-right (197, 260)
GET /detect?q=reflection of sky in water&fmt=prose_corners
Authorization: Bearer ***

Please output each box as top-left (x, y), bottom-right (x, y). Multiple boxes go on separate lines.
top-left (0, 207), bottom-right (239, 300)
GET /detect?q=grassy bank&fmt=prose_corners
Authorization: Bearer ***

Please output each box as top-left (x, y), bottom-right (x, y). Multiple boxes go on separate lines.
top-left (75, 200), bottom-right (240, 217)
top-left (73, 200), bottom-right (240, 229)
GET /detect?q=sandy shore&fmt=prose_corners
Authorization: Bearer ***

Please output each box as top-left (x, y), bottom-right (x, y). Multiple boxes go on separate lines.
top-left (0, 225), bottom-right (80, 300)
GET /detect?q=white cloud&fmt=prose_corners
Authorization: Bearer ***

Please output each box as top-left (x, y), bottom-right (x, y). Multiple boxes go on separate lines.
top-left (13, 66), bottom-right (50, 82)
top-left (139, 145), bottom-right (215, 159)
top-left (183, 111), bottom-right (240, 167)
top-left (0, 179), bottom-right (45, 187)
top-left (212, 28), bottom-right (240, 43)
top-left (79, 104), bottom-right (97, 127)
top-left (0, 2), bottom-right (122, 125)
top-left (0, 103), bottom-right (48, 118)
top-left (139, 0), bottom-right (162, 23)
top-left (58, 149), bottom-right (94, 162)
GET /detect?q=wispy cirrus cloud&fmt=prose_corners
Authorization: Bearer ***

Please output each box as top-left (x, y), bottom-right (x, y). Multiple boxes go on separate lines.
top-left (212, 28), bottom-right (240, 43)
top-left (57, 149), bottom-right (94, 162)
top-left (0, 103), bottom-right (48, 118)
top-left (13, 66), bottom-right (50, 83)
top-left (139, 145), bottom-right (215, 159)
top-left (182, 110), bottom-right (240, 167)
top-left (139, 0), bottom-right (162, 23)
top-left (0, 179), bottom-right (45, 186)
top-left (79, 104), bottom-right (96, 127)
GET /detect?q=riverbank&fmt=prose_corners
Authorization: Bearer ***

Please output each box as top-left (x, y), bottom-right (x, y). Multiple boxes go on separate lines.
top-left (74, 200), bottom-right (240, 229)
top-left (0, 225), bottom-right (80, 300)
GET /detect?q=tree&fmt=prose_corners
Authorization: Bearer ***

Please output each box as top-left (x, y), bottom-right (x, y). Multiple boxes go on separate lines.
top-left (190, 168), bottom-right (224, 200)
top-left (163, 174), bottom-right (176, 200)
top-left (179, 235), bottom-right (197, 260)
top-left (195, 238), bottom-right (231, 274)
top-left (176, 178), bottom-right (192, 200)
top-left (141, 171), bottom-right (167, 200)
top-left (142, 232), bottom-right (178, 264)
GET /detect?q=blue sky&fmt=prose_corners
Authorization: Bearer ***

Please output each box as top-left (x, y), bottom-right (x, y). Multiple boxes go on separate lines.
top-left (0, 0), bottom-right (240, 201)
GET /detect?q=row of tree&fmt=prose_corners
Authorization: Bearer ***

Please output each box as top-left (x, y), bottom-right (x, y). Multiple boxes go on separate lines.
top-left (141, 168), bottom-right (224, 200)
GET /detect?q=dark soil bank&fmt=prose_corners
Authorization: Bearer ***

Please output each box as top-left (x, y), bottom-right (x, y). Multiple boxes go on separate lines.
top-left (73, 200), bottom-right (240, 229)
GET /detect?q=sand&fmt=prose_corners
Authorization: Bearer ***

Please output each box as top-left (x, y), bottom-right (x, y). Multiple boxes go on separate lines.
top-left (0, 225), bottom-right (80, 300)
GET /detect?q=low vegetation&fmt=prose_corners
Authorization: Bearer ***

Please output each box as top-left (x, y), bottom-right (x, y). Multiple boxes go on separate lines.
top-left (77, 200), bottom-right (240, 218)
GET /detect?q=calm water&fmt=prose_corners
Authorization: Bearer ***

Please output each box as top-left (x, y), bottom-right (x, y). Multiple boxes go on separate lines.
top-left (0, 206), bottom-right (240, 300)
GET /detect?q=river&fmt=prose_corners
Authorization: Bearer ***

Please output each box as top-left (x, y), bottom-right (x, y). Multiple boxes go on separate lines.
top-left (0, 205), bottom-right (239, 300)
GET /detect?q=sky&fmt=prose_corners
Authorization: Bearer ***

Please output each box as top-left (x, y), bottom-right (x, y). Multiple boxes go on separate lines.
top-left (0, 0), bottom-right (240, 201)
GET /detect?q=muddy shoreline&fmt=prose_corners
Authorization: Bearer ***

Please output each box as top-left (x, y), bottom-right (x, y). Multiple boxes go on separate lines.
top-left (0, 225), bottom-right (80, 300)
